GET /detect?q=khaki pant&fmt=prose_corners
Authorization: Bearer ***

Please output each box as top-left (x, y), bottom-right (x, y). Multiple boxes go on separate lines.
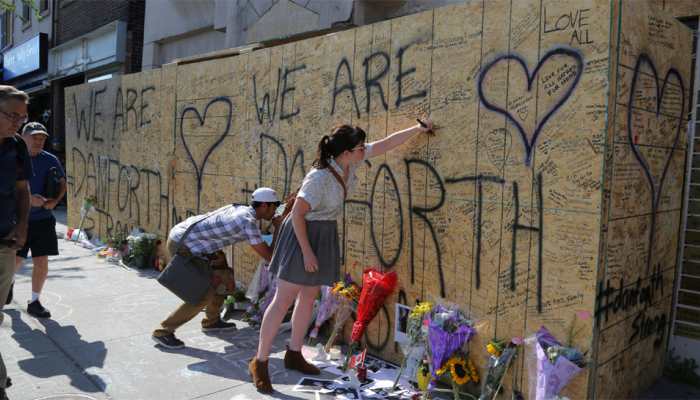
top-left (0, 246), bottom-right (16, 388)
top-left (152, 239), bottom-right (226, 337)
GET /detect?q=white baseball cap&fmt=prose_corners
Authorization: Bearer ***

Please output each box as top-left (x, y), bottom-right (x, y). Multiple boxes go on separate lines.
top-left (252, 187), bottom-right (280, 203)
top-left (22, 122), bottom-right (49, 136)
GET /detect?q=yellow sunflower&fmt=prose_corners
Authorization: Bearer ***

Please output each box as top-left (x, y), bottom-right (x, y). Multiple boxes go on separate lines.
top-left (449, 357), bottom-right (470, 385)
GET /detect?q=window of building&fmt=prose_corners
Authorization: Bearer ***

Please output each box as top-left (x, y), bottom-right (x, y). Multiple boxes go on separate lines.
top-left (39, 0), bottom-right (49, 14)
top-left (1, 11), bottom-right (12, 49)
top-left (21, 1), bottom-right (31, 27)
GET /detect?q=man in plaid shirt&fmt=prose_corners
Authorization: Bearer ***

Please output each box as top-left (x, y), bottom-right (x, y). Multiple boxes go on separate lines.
top-left (152, 188), bottom-right (280, 349)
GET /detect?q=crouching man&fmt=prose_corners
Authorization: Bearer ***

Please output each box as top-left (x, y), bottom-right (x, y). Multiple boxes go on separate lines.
top-left (152, 188), bottom-right (280, 349)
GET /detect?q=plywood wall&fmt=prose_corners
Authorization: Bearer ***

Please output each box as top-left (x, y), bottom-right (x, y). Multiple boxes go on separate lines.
top-left (593, 1), bottom-right (692, 398)
top-left (659, 0), bottom-right (699, 18)
top-left (64, 0), bottom-right (692, 398)
top-left (64, 70), bottom-right (173, 240)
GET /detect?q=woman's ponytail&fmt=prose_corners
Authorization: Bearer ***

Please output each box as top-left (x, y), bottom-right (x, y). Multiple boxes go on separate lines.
top-left (314, 135), bottom-right (332, 168)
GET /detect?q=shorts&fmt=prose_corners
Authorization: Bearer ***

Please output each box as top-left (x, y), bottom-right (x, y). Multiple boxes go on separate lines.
top-left (16, 216), bottom-right (59, 259)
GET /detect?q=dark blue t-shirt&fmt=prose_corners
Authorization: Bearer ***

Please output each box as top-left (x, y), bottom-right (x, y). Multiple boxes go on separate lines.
top-left (28, 150), bottom-right (65, 222)
top-left (0, 135), bottom-right (33, 237)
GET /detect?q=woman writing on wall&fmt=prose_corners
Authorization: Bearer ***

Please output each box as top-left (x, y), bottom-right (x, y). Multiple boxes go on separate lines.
top-left (249, 117), bottom-right (435, 394)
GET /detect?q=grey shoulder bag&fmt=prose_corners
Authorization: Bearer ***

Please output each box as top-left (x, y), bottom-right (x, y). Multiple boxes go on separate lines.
top-left (157, 213), bottom-right (215, 305)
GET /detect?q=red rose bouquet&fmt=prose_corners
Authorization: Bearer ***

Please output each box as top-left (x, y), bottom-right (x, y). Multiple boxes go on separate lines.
top-left (343, 268), bottom-right (397, 369)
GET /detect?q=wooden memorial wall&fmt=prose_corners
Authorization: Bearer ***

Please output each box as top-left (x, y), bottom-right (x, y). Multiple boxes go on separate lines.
top-left (65, 1), bottom-right (692, 397)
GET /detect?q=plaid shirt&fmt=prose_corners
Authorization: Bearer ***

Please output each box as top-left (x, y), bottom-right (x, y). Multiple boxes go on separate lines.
top-left (169, 205), bottom-right (263, 255)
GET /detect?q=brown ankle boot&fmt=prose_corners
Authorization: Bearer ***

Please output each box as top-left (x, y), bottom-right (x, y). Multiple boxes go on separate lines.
top-left (249, 357), bottom-right (273, 394)
top-left (284, 348), bottom-right (320, 375)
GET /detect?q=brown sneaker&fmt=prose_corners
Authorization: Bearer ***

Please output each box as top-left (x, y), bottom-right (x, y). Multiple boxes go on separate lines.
top-left (284, 348), bottom-right (320, 375)
top-left (249, 357), bottom-right (273, 394)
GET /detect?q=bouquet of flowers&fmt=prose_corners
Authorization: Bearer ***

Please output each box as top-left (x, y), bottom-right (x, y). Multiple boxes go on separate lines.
top-left (526, 326), bottom-right (585, 400)
top-left (351, 269), bottom-right (398, 342)
top-left (393, 301), bottom-right (432, 389)
top-left (240, 262), bottom-right (277, 326)
top-left (309, 286), bottom-right (338, 339)
top-left (428, 305), bottom-right (475, 385)
top-left (324, 274), bottom-right (360, 352)
top-left (344, 268), bottom-right (398, 369)
top-left (479, 339), bottom-right (520, 400)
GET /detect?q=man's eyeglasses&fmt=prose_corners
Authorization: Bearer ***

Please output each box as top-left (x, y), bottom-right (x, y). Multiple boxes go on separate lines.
top-left (0, 110), bottom-right (28, 124)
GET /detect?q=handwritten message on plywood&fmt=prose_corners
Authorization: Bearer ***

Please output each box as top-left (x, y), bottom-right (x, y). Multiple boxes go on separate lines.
top-left (65, 1), bottom-right (691, 398)
top-left (594, 1), bottom-right (691, 398)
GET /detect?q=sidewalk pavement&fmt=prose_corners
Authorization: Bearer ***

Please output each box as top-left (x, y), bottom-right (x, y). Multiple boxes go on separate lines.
top-left (0, 209), bottom-right (328, 400)
top-left (3, 208), bottom-right (700, 399)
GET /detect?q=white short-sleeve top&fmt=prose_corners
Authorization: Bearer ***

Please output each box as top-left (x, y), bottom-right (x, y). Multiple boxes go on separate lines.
top-left (297, 143), bottom-right (372, 221)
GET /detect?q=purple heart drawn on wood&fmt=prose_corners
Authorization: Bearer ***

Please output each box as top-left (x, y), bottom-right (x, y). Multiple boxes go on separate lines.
top-left (478, 47), bottom-right (584, 166)
top-left (180, 96), bottom-right (233, 213)
top-left (626, 53), bottom-right (685, 272)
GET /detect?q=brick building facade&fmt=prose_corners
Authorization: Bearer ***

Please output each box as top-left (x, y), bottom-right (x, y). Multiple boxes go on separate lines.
top-left (56, 0), bottom-right (144, 73)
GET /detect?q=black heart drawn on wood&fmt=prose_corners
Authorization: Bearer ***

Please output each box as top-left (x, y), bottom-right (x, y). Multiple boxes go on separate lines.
top-left (478, 47), bottom-right (584, 166)
top-left (626, 53), bottom-right (685, 272)
top-left (180, 96), bottom-right (233, 212)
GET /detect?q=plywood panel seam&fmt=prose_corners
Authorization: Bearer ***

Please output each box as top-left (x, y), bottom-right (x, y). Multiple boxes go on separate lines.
top-left (493, 0), bottom-right (516, 340)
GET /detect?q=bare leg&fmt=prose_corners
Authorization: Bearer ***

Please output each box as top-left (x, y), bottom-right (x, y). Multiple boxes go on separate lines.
top-left (288, 285), bottom-right (320, 351)
top-left (31, 256), bottom-right (48, 295)
top-left (14, 256), bottom-right (23, 273)
top-left (256, 279), bottom-right (301, 361)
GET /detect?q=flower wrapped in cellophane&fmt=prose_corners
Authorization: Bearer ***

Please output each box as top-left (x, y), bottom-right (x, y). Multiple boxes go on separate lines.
top-left (392, 302), bottom-right (432, 389)
top-left (240, 261), bottom-right (277, 326)
top-left (525, 326), bottom-right (585, 400)
top-left (323, 274), bottom-right (360, 352)
top-left (479, 339), bottom-right (520, 400)
top-left (428, 305), bottom-right (475, 386)
top-left (350, 269), bottom-right (398, 343)
top-left (343, 269), bottom-right (397, 370)
top-left (309, 286), bottom-right (338, 339)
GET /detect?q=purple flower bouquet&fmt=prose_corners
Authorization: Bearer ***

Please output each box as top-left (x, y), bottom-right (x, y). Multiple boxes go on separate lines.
top-left (427, 305), bottom-right (475, 385)
top-left (527, 326), bottom-right (585, 400)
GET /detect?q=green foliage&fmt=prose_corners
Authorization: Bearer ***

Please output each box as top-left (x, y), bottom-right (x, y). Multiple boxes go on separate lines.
top-left (665, 348), bottom-right (700, 387)
top-left (107, 229), bottom-right (128, 249)
top-left (0, 0), bottom-right (47, 22)
top-left (232, 289), bottom-right (247, 303)
top-left (124, 233), bottom-right (158, 269)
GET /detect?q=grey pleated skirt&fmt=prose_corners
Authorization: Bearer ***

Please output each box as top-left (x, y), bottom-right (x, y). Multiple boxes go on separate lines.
top-left (268, 217), bottom-right (340, 287)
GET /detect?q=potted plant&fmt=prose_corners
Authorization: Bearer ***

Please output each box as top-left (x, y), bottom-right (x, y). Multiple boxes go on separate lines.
top-left (107, 230), bottom-right (129, 257)
top-left (231, 289), bottom-right (249, 310)
top-left (124, 231), bottom-right (158, 269)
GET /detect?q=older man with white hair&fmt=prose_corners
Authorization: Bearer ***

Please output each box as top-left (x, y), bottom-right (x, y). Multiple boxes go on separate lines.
top-left (10, 122), bottom-right (66, 320)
